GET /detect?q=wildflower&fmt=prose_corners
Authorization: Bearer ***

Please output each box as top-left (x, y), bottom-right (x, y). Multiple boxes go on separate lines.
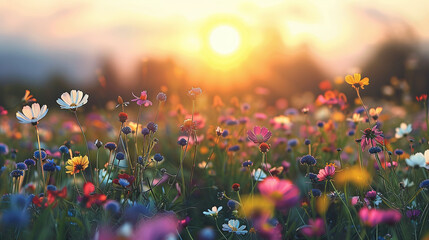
top-left (420, 179), bottom-right (429, 189)
top-left (270, 115), bottom-right (292, 130)
top-left (308, 173), bottom-right (318, 182)
top-left (33, 149), bottom-right (47, 160)
top-left (65, 156), bottom-right (89, 174)
top-left (122, 126), bottom-right (132, 135)
top-left (222, 219), bottom-right (247, 235)
top-left (24, 159), bottom-right (36, 167)
top-left (360, 126), bottom-right (384, 151)
top-left (247, 126), bottom-right (272, 144)
top-left (180, 119), bottom-right (197, 134)
top-left (347, 113), bottom-right (365, 124)
top-left (156, 92), bottom-right (167, 102)
top-left (288, 139), bottom-right (298, 147)
top-left (395, 123), bottom-right (412, 138)
top-left (215, 126), bottom-right (223, 136)
top-left (43, 159), bottom-right (60, 172)
top-left (416, 94), bottom-right (428, 102)
top-left (104, 200), bottom-right (121, 214)
top-left (141, 127), bottom-right (150, 136)
top-left (203, 206), bottom-right (222, 217)
top-left (369, 146), bottom-right (382, 154)
top-left (228, 145), bottom-right (240, 152)
top-left (406, 209), bottom-right (421, 220)
top-left (1, 209), bottom-right (29, 228)
top-left (132, 214), bottom-right (178, 240)
top-left (79, 182), bottom-right (106, 208)
top-left (317, 163), bottom-right (336, 181)
top-left (116, 152), bottom-right (125, 161)
top-left (304, 139), bottom-right (311, 145)
top-left (335, 166), bottom-right (371, 187)
top-left (118, 179), bottom-right (130, 187)
top-left (241, 195), bottom-right (274, 218)
top-left (258, 177), bottom-right (300, 210)
top-left (259, 143), bottom-right (270, 153)
top-left (365, 190), bottom-right (377, 200)
top-left (153, 153), bottom-right (164, 162)
top-left (10, 170), bottom-right (23, 178)
top-left (16, 103), bottom-right (48, 125)
top-left (222, 130), bottom-right (229, 137)
top-left (299, 218), bottom-right (325, 237)
top-left (16, 162), bottom-right (28, 171)
top-left (199, 227), bottom-right (216, 240)
top-left (113, 173), bottom-right (135, 187)
top-left (56, 90), bottom-right (89, 110)
top-left (242, 160), bottom-right (253, 168)
top-left (147, 122), bottom-right (158, 133)
top-left (300, 155), bottom-right (317, 166)
top-left (0, 106), bottom-right (7, 115)
top-left (0, 143), bottom-right (8, 155)
top-left (405, 152), bottom-right (427, 168)
top-left (369, 107), bottom-right (383, 120)
top-left (188, 87), bottom-right (202, 98)
top-left (22, 90), bottom-right (36, 104)
top-left (345, 73), bottom-right (369, 90)
top-left (310, 189), bottom-right (322, 197)
top-left (177, 138), bottom-right (188, 146)
top-left (252, 168), bottom-right (267, 181)
top-left (104, 142), bottom-right (117, 151)
top-left (118, 112), bottom-right (128, 123)
top-left (132, 91), bottom-right (152, 107)
top-left (394, 149), bottom-right (404, 155)
top-left (232, 183), bottom-right (240, 192)
top-left (359, 207), bottom-right (401, 227)
top-left (178, 216), bottom-right (191, 228)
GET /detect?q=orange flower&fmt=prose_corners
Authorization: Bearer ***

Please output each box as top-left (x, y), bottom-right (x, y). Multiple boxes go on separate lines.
top-left (345, 73), bottom-right (369, 90)
top-left (22, 90), bottom-right (36, 104)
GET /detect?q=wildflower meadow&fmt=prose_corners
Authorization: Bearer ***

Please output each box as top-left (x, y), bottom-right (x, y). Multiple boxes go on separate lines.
top-left (0, 75), bottom-right (428, 240)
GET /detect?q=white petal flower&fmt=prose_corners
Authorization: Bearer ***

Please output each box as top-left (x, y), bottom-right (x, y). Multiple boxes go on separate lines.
top-left (57, 90), bottom-right (89, 109)
top-left (16, 103), bottom-right (48, 125)
top-left (395, 123), bottom-right (412, 138)
top-left (222, 219), bottom-right (248, 235)
top-left (405, 152), bottom-right (426, 168)
top-left (203, 206), bottom-right (222, 216)
top-left (252, 168), bottom-right (267, 181)
top-left (424, 149), bottom-right (429, 165)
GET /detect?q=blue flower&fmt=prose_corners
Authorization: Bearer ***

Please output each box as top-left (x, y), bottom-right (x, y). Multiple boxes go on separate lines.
top-left (147, 122), bottom-right (158, 133)
top-left (59, 145), bottom-right (69, 154)
top-left (16, 162), bottom-right (28, 171)
top-left (124, 204), bottom-right (151, 223)
top-left (222, 130), bottom-right (229, 137)
top-left (317, 121), bottom-right (325, 128)
top-left (43, 159), bottom-right (58, 172)
top-left (348, 130), bottom-right (355, 136)
top-left (24, 159), bottom-right (36, 167)
top-left (10, 170), bottom-right (23, 178)
top-left (394, 149), bottom-right (404, 155)
top-left (119, 178), bottom-right (130, 187)
top-left (141, 127), bottom-right (150, 136)
top-left (104, 142), bottom-right (117, 151)
top-left (300, 155), bottom-right (317, 165)
top-left (226, 120), bottom-right (238, 126)
top-left (369, 146), bottom-right (382, 154)
top-left (1, 209), bottom-right (29, 228)
top-left (203, 206), bottom-right (222, 217)
top-left (177, 138), bottom-right (187, 146)
top-left (33, 150), bottom-right (47, 160)
top-left (116, 152), bottom-right (125, 161)
top-left (228, 145), bottom-right (240, 152)
top-left (288, 139), bottom-right (298, 147)
top-left (47, 185), bottom-right (57, 191)
top-left (198, 227), bottom-right (216, 240)
top-left (420, 179), bottom-right (429, 189)
top-left (304, 139), bottom-right (311, 145)
top-left (310, 189), bottom-right (322, 197)
top-left (104, 200), bottom-right (120, 214)
top-left (122, 126), bottom-right (132, 135)
top-left (222, 219), bottom-right (247, 235)
top-left (242, 160), bottom-right (253, 167)
top-left (0, 143), bottom-right (9, 155)
top-left (307, 173), bottom-right (318, 182)
top-left (153, 153), bottom-right (164, 162)
top-left (227, 200), bottom-right (240, 210)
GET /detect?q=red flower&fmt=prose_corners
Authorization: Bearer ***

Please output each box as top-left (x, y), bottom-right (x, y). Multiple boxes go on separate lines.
top-left (118, 112), bottom-right (128, 123)
top-left (113, 173), bottom-right (135, 187)
top-left (259, 143), bottom-right (270, 153)
top-left (416, 94), bottom-right (428, 102)
top-left (33, 187), bottom-right (67, 208)
top-left (232, 183), bottom-right (240, 192)
top-left (79, 182), bottom-right (107, 208)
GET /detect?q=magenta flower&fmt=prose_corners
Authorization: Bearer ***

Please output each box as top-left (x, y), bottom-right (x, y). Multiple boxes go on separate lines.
top-left (258, 177), bottom-right (300, 210)
top-left (359, 207), bottom-right (401, 227)
top-left (132, 91), bottom-right (152, 107)
top-left (299, 218), bottom-right (325, 237)
top-left (360, 125), bottom-right (384, 151)
top-left (317, 163), bottom-right (336, 181)
top-left (247, 126), bottom-right (272, 144)
top-left (132, 213), bottom-right (179, 240)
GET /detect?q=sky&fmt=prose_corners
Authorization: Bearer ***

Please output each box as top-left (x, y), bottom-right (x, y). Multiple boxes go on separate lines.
top-left (0, 0), bottom-right (428, 83)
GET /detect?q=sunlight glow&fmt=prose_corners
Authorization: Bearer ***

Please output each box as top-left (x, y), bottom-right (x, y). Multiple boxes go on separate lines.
top-left (209, 25), bottom-right (241, 55)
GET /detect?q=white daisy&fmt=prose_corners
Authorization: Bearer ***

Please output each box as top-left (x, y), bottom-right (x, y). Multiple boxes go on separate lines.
top-left (222, 219), bottom-right (248, 235)
top-left (395, 123), bottom-right (412, 138)
top-left (16, 103), bottom-right (48, 125)
top-left (57, 90), bottom-right (89, 110)
top-left (252, 168), bottom-right (267, 181)
top-left (405, 152), bottom-right (428, 168)
top-left (203, 206), bottom-right (222, 217)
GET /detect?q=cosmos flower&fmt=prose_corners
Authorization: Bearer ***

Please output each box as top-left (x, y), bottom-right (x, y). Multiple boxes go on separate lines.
top-left (222, 220), bottom-right (248, 235)
top-left (203, 206), bottom-right (222, 217)
top-left (56, 90), bottom-right (89, 110)
top-left (299, 218), bottom-right (325, 237)
top-left (258, 177), bottom-right (300, 210)
top-left (345, 73), bottom-right (369, 90)
top-left (359, 207), bottom-right (401, 227)
top-left (65, 156), bottom-right (89, 175)
top-left (16, 103), bottom-right (48, 125)
top-left (247, 126), bottom-right (272, 144)
top-left (360, 126), bottom-right (384, 151)
top-left (405, 152), bottom-right (428, 168)
top-left (132, 91), bottom-right (152, 107)
top-left (395, 123), bottom-right (412, 138)
top-left (317, 163), bottom-right (336, 181)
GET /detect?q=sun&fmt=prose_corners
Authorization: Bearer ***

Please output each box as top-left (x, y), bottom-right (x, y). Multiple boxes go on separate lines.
top-left (209, 25), bottom-right (241, 55)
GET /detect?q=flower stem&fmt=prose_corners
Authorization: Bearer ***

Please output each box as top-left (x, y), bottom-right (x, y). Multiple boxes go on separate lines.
top-left (74, 111), bottom-right (91, 178)
top-left (35, 126), bottom-right (46, 194)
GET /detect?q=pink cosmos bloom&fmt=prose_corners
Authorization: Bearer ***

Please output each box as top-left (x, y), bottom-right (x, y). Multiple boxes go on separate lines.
top-left (258, 177), bottom-right (300, 210)
top-left (0, 106), bottom-right (7, 116)
top-left (132, 214), bottom-right (179, 240)
top-left (360, 126), bottom-right (384, 151)
top-left (300, 218), bottom-right (325, 237)
top-left (359, 207), bottom-right (401, 227)
top-left (317, 163), bottom-right (336, 181)
top-left (247, 126), bottom-right (272, 144)
top-left (132, 91), bottom-right (152, 107)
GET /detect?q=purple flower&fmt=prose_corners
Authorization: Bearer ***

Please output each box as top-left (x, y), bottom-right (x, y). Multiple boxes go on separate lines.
top-left (247, 126), bottom-right (272, 144)
top-left (132, 91), bottom-right (152, 107)
top-left (360, 125), bottom-right (384, 151)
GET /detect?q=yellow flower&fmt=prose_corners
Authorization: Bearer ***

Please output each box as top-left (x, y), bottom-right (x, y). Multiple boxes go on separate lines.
top-left (345, 73), bottom-right (369, 90)
top-left (240, 195), bottom-right (274, 218)
top-left (66, 156), bottom-right (89, 175)
top-left (335, 166), bottom-right (371, 188)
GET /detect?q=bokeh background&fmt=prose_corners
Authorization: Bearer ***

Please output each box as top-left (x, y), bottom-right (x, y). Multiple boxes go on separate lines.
top-left (1, 0), bottom-right (428, 107)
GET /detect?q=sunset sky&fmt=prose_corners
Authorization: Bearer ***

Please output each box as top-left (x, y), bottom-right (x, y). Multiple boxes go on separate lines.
top-left (1, 0), bottom-right (428, 83)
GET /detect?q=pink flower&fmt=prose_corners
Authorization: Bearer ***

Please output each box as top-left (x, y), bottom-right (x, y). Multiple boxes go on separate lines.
top-left (247, 126), bottom-right (272, 144)
top-left (132, 214), bottom-right (179, 240)
top-left (258, 177), bottom-right (300, 210)
top-left (317, 163), bottom-right (336, 181)
top-left (299, 218), bottom-right (325, 237)
top-left (360, 126), bottom-right (384, 151)
top-left (132, 91), bottom-right (152, 107)
top-left (359, 207), bottom-right (401, 227)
